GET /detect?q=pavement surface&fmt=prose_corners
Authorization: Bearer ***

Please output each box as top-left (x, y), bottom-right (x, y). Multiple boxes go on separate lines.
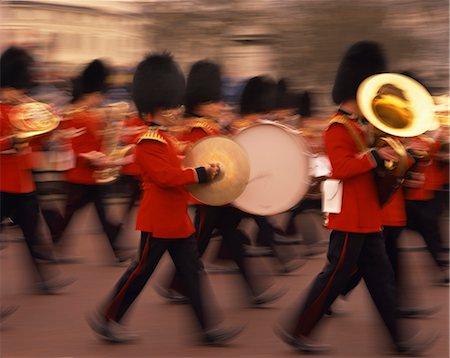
top-left (0, 204), bottom-right (448, 358)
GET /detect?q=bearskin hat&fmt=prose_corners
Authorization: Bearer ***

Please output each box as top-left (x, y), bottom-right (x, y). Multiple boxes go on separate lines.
top-left (332, 41), bottom-right (387, 105)
top-left (132, 52), bottom-right (185, 116)
top-left (71, 59), bottom-right (109, 102)
top-left (239, 76), bottom-right (277, 115)
top-left (275, 78), bottom-right (298, 109)
top-left (0, 46), bottom-right (35, 89)
top-left (185, 60), bottom-right (222, 114)
top-left (298, 90), bottom-right (312, 117)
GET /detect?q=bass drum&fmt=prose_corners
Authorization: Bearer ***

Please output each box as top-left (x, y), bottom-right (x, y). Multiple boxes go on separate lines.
top-left (232, 122), bottom-right (311, 215)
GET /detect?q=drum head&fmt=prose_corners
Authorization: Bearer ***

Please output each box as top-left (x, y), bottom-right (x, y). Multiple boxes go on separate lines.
top-left (184, 136), bottom-right (250, 206)
top-left (232, 122), bottom-right (311, 215)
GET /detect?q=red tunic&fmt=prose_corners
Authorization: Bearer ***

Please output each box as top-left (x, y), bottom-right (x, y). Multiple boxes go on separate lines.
top-left (0, 103), bottom-right (35, 193)
top-left (177, 118), bottom-right (222, 145)
top-left (381, 189), bottom-right (406, 227)
top-left (324, 116), bottom-right (382, 233)
top-left (120, 114), bottom-right (147, 177)
top-left (61, 108), bottom-right (104, 184)
top-left (134, 127), bottom-right (199, 238)
top-left (404, 162), bottom-right (434, 201)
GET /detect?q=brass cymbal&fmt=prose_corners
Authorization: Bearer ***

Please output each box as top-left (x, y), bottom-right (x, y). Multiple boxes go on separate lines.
top-left (184, 136), bottom-right (250, 206)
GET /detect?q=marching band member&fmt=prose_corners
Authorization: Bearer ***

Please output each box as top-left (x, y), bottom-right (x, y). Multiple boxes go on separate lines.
top-left (155, 60), bottom-right (226, 302)
top-left (404, 138), bottom-right (449, 284)
top-left (0, 46), bottom-right (73, 293)
top-left (216, 75), bottom-right (288, 301)
top-left (157, 62), bottom-right (285, 305)
top-left (88, 53), bottom-right (243, 344)
top-left (46, 59), bottom-right (132, 263)
top-left (115, 110), bottom-right (147, 234)
top-left (275, 41), bottom-right (437, 355)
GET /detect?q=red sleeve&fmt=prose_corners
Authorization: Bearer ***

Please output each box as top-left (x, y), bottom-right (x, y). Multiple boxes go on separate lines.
top-left (325, 123), bottom-right (376, 179)
top-left (0, 136), bottom-right (14, 151)
top-left (136, 140), bottom-right (197, 188)
top-left (178, 127), bottom-right (208, 144)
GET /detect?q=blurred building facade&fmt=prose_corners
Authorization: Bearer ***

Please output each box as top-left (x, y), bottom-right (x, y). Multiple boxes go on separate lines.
top-left (0, 0), bottom-right (448, 113)
top-left (0, 0), bottom-right (148, 69)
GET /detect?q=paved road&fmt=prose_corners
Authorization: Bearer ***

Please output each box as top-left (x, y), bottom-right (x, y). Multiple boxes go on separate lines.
top-left (0, 205), bottom-right (448, 357)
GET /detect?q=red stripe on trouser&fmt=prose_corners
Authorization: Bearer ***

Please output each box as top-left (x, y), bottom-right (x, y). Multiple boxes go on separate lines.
top-left (296, 233), bottom-right (349, 336)
top-left (104, 233), bottom-right (151, 321)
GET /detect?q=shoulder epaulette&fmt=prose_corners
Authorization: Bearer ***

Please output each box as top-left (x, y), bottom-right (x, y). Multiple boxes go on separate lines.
top-left (328, 115), bottom-right (367, 151)
top-left (233, 119), bottom-right (254, 129)
top-left (138, 128), bottom-right (167, 144)
top-left (63, 106), bottom-right (87, 117)
top-left (190, 118), bottom-right (218, 133)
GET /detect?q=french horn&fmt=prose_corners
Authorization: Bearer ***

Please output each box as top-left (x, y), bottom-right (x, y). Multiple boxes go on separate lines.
top-left (9, 101), bottom-right (60, 139)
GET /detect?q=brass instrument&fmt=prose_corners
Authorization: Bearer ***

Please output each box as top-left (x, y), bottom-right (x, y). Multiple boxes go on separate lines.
top-left (357, 73), bottom-right (435, 175)
top-left (9, 101), bottom-right (60, 139)
top-left (93, 102), bottom-right (133, 184)
top-left (184, 136), bottom-right (250, 206)
top-left (357, 73), bottom-right (435, 205)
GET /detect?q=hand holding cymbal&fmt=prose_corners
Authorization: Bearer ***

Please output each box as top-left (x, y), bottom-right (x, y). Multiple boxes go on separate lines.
top-left (184, 136), bottom-right (250, 206)
top-left (206, 163), bottom-right (221, 181)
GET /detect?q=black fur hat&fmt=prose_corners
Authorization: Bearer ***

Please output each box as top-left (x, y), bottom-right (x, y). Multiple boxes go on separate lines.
top-left (239, 76), bottom-right (277, 115)
top-left (132, 52), bottom-right (185, 116)
top-left (0, 46), bottom-right (35, 89)
top-left (185, 60), bottom-right (222, 114)
top-left (332, 41), bottom-right (387, 105)
top-left (71, 59), bottom-right (109, 102)
top-left (275, 78), bottom-right (298, 109)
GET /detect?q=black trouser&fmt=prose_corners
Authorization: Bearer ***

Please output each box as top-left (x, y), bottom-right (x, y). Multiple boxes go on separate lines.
top-left (284, 199), bottom-right (322, 236)
top-left (117, 175), bottom-right (141, 225)
top-left (0, 191), bottom-right (52, 282)
top-left (341, 226), bottom-right (404, 297)
top-left (103, 233), bottom-right (210, 330)
top-left (168, 205), bottom-right (269, 298)
top-left (288, 231), bottom-right (399, 344)
top-left (47, 183), bottom-right (121, 252)
top-left (406, 199), bottom-right (447, 268)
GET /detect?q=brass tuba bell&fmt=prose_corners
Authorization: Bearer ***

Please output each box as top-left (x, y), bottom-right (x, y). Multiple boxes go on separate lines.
top-left (358, 73), bottom-right (434, 138)
top-left (357, 73), bottom-right (435, 174)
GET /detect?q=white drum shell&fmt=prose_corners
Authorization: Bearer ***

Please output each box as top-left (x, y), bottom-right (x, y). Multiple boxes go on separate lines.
top-left (232, 122), bottom-right (311, 215)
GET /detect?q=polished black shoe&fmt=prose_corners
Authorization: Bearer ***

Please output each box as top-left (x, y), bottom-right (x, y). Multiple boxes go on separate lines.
top-left (202, 325), bottom-right (245, 346)
top-left (0, 305), bottom-right (18, 321)
top-left (87, 312), bottom-right (138, 343)
top-left (397, 305), bottom-right (440, 319)
top-left (33, 276), bottom-right (75, 294)
top-left (274, 324), bottom-right (330, 353)
top-left (433, 275), bottom-right (449, 287)
top-left (244, 245), bottom-right (273, 257)
top-left (280, 259), bottom-right (305, 274)
top-left (251, 287), bottom-right (287, 306)
top-left (394, 330), bottom-right (439, 356)
top-left (154, 285), bottom-right (190, 304)
top-left (205, 262), bottom-right (239, 274)
top-left (113, 248), bottom-right (135, 263)
top-left (273, 237), bottom-right (304, 245)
